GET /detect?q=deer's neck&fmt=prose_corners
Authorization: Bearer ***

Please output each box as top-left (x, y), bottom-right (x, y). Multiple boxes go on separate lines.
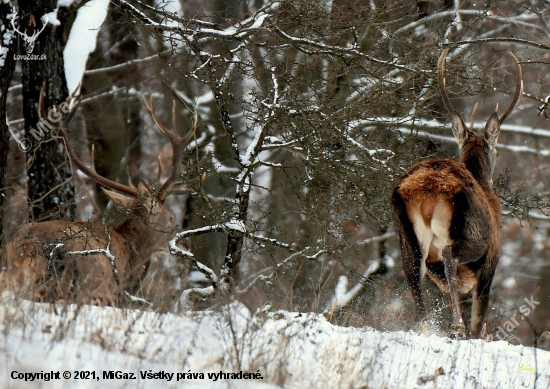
top-left (113, 218), bottom-right (164, 260)
top-left (460, 139), bottom-right (494, 192)
top-left (461, 154), bottom-right (493, 192)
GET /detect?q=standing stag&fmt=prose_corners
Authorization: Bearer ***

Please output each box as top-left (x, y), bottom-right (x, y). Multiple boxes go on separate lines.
top-left (391, 49), bottom-right (523, 338)
top-left (0, 88), bottom-right (194, 305)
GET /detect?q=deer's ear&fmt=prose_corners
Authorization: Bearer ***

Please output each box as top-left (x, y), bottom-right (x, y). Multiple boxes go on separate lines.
top-left (484, 112), bottom-right (500, 148)
top-left (451, 113), bottom-right (470, 149)
top-left (101, 187), bottom-right (135, 209)
top-left (136, 181), bottom-right (154, 202)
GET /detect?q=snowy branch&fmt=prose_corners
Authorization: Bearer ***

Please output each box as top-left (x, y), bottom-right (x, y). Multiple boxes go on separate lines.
top-left (331, 259), bottom-right (385, 308)
top-left (112, 0), bottom-right (275, 42)
top-left (274, 27), bottom-right (431, 75)
top-left (538, 94), bottom-right (550, 118)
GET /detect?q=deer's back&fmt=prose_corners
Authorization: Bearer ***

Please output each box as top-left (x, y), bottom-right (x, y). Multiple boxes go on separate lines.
top-left (397, 159), bottom-right (479, 199)
top-left (2, 220), bottom-right (131, 303)
top-left (394, 158), bottom-right (501, 267)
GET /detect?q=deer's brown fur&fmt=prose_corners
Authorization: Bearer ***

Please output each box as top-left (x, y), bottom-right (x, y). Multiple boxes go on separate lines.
top-left (1, 183), bottom-right (177, 305)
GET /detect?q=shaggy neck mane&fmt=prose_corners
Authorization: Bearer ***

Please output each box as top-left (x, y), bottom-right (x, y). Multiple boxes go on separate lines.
top-left (113, 208), bottom-right (155, 258)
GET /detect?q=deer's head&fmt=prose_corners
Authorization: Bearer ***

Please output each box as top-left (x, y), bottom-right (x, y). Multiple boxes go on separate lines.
top-left (37, 85), bottom-right (196, 244)
top-left (102, 182), bottom-right (177, 236)
top-left (438, 49), bottom-right (523, 187)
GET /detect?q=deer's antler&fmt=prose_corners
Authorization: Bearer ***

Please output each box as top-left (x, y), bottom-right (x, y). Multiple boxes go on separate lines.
top-left (498, 51), bottom-right (523, 125)
top-left (39, 83), bottom-right (139, 198)
top-left (140, 91), bottom-right (195, 200)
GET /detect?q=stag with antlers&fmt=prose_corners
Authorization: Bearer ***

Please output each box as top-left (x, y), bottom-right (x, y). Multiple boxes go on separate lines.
top-left (391, 49), bottom-right (523, 338)
top-left (0, 86), bottom-right (195, 305)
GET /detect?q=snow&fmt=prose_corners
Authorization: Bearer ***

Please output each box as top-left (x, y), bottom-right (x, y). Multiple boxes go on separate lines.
top-left (154, 0), bottom-right (180, 15)
top-left (1, 292), bottom-right (549, 389)
top-left (249, 14), bottom-right (269, 30)
top-left (225, 219), bottom-right (246, 233)
top-left (351, 116), bottom-right (550, 158)
top-left (45, 10), bottom-right (60, 26)
top-left (503, 276), bottom-right (518, 289)
top-left (0, 11), bottom-right (15, 68)
top-left (58, 0), bottom-right (77, 6)
top-left (0, 34), bottom-right (13, 68)
top-left (63, 0), bottom-right (109, 94)
top-left (334, 260), bottom-right (381, 308)
top-left (188, 270), bottom-right (209, 286)
top-left (353, 117), bottom-right (550, 140)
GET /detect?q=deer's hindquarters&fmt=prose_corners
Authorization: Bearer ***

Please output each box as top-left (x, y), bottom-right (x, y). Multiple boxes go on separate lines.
top-left (398, 191), bottom-right (479, 295)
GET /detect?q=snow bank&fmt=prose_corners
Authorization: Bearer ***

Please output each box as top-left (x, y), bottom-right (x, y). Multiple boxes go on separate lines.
top-left (0, 292), bottom-right (548, 388)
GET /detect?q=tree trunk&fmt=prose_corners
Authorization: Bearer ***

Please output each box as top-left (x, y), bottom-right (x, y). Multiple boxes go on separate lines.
top-left (18, 0), bottom-right (75, 221)
top-left (0, 3), bottom-right (17, 257)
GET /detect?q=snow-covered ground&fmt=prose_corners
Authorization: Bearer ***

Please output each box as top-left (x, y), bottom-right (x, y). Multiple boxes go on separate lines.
top-left (0, 292), bottom-right (548, 389)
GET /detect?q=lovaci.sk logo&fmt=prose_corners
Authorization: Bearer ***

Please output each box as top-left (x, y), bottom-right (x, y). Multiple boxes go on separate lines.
top-left (495, 295), bottom-right (540, 341)
top-left (11, 11), bottom-right (48, 60)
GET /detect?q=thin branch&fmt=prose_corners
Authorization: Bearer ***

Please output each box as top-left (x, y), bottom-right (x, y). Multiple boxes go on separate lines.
top-left (393, 10), bottom-right (547, 37)
top-left (356, 231), bottom-right (396, 246)
top-left (236, 247), bottom-right (315, 294)
top-left (444, 38), bottom-right (550, 51)
top-left (84, 50), bottom-right (172, 75)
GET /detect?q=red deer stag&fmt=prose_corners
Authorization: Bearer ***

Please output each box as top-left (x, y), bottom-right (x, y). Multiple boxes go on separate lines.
top-left (0, 88), bottom-right (194, 305)
top-left (391, 49), bottom-right (522, 338)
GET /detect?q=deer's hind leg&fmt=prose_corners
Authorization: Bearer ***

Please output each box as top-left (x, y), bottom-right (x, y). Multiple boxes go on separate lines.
top-left (427, 201), bottom-right (468, 338)
top-left (391, 190), bottom-right (426, 321)
top-left (470, 267), bottom-right (494, 338)
top-left (442, 246), bottom-right (466, 338)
